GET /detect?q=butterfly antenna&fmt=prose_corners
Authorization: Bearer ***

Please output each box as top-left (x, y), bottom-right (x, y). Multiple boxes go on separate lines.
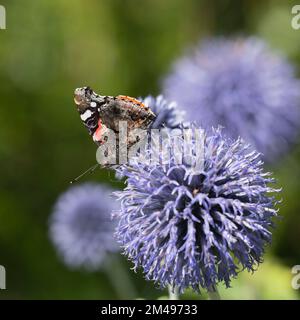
top-left (70, 163), bottom-right (100, 184)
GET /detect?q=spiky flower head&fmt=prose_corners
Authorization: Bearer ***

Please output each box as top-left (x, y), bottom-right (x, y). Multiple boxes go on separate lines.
top-left (114, 127), bottom-right (280, 293)
top-left (50, 183), bottom-right (118, 270)
top-left (141, 95), bottom-right (185, 129)
top-left (163, 37), bottom-right (300, 162)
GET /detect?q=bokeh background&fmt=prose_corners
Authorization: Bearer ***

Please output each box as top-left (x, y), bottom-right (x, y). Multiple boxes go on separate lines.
top-left (0, 0), bottom-right (300, 299)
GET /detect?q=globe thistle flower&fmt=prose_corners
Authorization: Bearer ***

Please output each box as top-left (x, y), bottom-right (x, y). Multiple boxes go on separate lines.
top-left (114, 127), bottom-right (280, 293)
top-left (163, 37), bottom-right (300, 162)
top-left (50, 183), bottom-right (118, 270)
top-left (141, 95), bottom-right (185, 129)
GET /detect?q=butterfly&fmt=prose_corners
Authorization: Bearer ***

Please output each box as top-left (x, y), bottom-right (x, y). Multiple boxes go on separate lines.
top-left (71, 87), bottom-right (156, 182)
top-left (74, 86), bottom-right (156, 146)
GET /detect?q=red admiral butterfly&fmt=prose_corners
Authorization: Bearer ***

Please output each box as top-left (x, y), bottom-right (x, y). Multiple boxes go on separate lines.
top-left (74, 87), bottom-right (156, 146)
top-left (71, 87), bottom-right (156, 182)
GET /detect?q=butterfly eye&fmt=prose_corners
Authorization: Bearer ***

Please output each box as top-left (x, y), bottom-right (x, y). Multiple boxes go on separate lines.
top-left (74, 87), bottom-right (95, 110)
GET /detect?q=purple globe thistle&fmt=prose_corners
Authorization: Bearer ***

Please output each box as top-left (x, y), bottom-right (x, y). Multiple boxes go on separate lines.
top-left (141, 95), bottom-right (185, 129)
top-left (114, 127), bottom-right (280, 293)
top-left (163, 37), bottom-right (300, 162)
top-left (50, 183), bottom-right (119, 270)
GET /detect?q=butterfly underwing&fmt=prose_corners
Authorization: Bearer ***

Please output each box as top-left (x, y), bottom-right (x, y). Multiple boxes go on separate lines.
top-left (74, 86), bottom-right (156, 148)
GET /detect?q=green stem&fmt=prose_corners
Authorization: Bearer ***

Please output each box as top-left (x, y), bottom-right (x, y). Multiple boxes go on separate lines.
top-left (104, 255), bottom-right (137, 299)
top-left (168, 286), bottom-right (179, 300)
top-left (207, 285), bottom-right (221, 300)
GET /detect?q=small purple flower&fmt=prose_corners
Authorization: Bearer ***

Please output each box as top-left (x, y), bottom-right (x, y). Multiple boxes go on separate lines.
top-left (141, 95), bottom-right (185, 129)
top-left (50, 183), bottom-right (118, 270)
top-left (163, 37), bottom-right (300, 162)
top-left (114, 127), bottom-right (280, 293)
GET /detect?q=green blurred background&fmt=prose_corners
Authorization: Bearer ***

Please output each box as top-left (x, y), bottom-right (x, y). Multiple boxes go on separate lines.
top-left (0, 0), bottom-right (299, 299)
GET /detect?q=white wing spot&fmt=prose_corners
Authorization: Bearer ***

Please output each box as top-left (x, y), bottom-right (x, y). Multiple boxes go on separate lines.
top-left (90, 102), bottom-right (97, 108)
top-left (80, 109), bottom-right (93, 121)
